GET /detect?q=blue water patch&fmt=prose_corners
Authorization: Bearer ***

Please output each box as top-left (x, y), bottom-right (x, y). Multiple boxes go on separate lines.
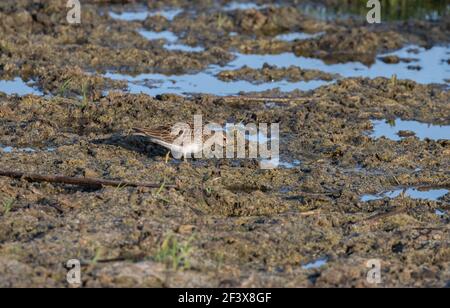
top-left (110, 8), bottom-right (182, 21)
top-left (231, 45), bottom-right (450, 85)
top-left (0, 78), bottom-right (43, 96)
top-left (0, 146), bottom-right (35, 153)
top-left (0, 146), bottom-right (13, 153)
top-left (105, 70), bottom-right (329, 96)
top-left (296, 2), bottom-right (448, 22)
top-left (435, 209), bottom-right (447, 217)
top-left (302, 257), bottom-right (328, 270)
top-left (275, 32), bottom-right (324, 42)
top-left (138, 29), bottom-right (178, 43)
top-left (110, 11), bottom-right (148, 21)
top-left (223, 2), bottom-right (270, 11)
top-left (164, 44), bottom-right (205, 53)
top-left (370, 119), bottom-right (450, 141)
top-left (103, 44), bottom-right (449, 97)
top-left (138, 29), bottom-right (204, 52)
top-left (0, 146), bottom-right (56, 154)
top-left (259, 158), bottom-right (301, 170)
top-left (150, 8), bottom-right (183, 20)
top-left (361, 188), bottom-right (449, 202)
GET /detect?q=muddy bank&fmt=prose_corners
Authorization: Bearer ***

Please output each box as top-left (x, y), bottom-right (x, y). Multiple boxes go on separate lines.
top-left (217, 63), bottom-right (340, 83)
top-left (1, 76), bottom-right (449, 287)
top-left (0, 0), bottom-right (449, 288)
top-left (1, 0), bottom-right (449, 96)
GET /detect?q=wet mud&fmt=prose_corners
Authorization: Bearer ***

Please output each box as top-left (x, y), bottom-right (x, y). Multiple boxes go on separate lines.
top-left (0, 0), bottom-right (449, 287)
top-left (217, 63), bottom-right (339, 83)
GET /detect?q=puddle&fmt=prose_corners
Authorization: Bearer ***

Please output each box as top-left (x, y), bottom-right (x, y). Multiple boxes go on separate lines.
top-left (232, 45), bottom-right (450, 85)
top-left (103, 43), bottom-right (449, 96)
top-left (302, 257), bottom-right (328, 270)
top-left (149, 8), bottom-right (183, 20)
top-left (297, 1), bottom-right (449, 21)
top-left (361, 188), bottom-right (449, 202)
top-left (138, 29), bottom-right (205, 52)
top-left (138, 29), bottom-right (178, 43)
top-left (223, 2), bottom-right (270, 11)
top-left (370, 119), bottom-right (450, 141)
top-left (260, 158), bottom-right (301, 170)
top-left (110, 8), bottom-right (182, 21)
top-left (435, 209), bottom-right (447, 217)
top-left (110, 11), bottom-right (148, 21)
top-left (0, 78), bottom-right (43, 96)
top-left (0, 146), bottom-right (56, 154)
top-left (275, 32), bottom-right (324, 42)
top-left (164, 44), bottom-right (205, 53)
top-left (278, 159), bottom-right (301, 169)
top-left (105, 71), bottom-right (329, 96)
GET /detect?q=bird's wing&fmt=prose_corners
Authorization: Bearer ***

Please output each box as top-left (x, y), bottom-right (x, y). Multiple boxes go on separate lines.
top-left (132, 125), bottom-right (188, 143)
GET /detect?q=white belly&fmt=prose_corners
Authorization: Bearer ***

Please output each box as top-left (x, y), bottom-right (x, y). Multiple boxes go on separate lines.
top-left (151, 138), bottom-right (203, 157)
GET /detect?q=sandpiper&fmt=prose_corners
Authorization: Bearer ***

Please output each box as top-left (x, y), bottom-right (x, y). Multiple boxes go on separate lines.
top-left (132, 122), bottom-right (226, 161)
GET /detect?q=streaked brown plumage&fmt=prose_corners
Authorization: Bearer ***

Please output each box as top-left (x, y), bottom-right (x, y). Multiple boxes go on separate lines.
top-left (132, 122), bottom-right (226, 159)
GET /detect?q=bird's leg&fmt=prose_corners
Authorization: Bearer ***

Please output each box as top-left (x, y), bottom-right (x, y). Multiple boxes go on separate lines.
top-left (165, 151), bottom-right (171, 163)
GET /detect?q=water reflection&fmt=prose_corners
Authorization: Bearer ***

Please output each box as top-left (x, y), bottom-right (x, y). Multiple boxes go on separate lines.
top-left (370, 119), bottom-right (450, 141)
top-left (361, 188), bottom-right (449, 202)
top-left (0, 78), bottom-right (43, 96)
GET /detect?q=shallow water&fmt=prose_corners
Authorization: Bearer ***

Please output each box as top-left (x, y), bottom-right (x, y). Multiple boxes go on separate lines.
top-left (104, 41), bottom-right (449, 97)
top-left (1, 146), bottom-right (35, 153)
top-left (138, 29), bottom-right (178, 43)
top-left (370, 119), bottom-right (450, 141)
top-left (223, 2), bottom-right (270, 11)
top-left (0, 146), bottom-right (56, 154)
top-left (138, 29), bottom-right (205, 52)
top-left (0, 78), bottom-right (43, 96)
top-left (302, 257), bottom-right (328, 270)
top-left (164, 44), bottom-right (205, 53)
top-left (106, 5), bottom-right (449, 97)
top-left (361, 188), bottom-right (449, 202)
top-left (149, 8), bottom-right (183, 20)
top-left (110, 8), bottom-right (182, 21)
top-left (275, 32), bottom-right (324, 42)
top-left (259, 158), bottom-right (301, 170)
top-left (105, 29), bottom-right (333, 95)
top-left (435, 209), bottom-right (447, 217)
top-left (232, 45), bottom-right (450, 85)
top-left (109, 11), bottom-right (148, 21)
top-left (105, 70), bottom-right (329, 96)
top-left (136, 30), bottom-right (449, 86)
top-left (297, 1), bottom-right (449, 21)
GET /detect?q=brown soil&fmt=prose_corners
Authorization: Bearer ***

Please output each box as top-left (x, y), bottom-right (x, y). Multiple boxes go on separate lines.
top-left (217, 63), bottom-right (340, 83)
top-left (0, 0), bottom-right (448, 288)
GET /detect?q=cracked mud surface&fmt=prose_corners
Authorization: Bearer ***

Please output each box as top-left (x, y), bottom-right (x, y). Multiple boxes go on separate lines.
top-left (0, 0), bottom-right (449, 287)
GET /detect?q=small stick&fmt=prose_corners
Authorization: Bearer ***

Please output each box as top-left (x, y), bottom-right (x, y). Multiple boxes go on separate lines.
top-left (219, 96), bottom-right (313, 103)
top-left (299, 209), bottom-right (321, 217)
top-left (0, 170), bottom-right (175, 189)
top-left (363, 207), bottom-right (407, 224)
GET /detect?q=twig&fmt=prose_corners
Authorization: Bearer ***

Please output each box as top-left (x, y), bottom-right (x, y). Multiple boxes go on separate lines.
top-left (299, 209), bottom-right (321, 217)
top-left (363, 207), bottom-right (407, 224)
top-left (219, 96), bottom-right (313, 103)
top-left (0, 170), bottom-right (175, 189)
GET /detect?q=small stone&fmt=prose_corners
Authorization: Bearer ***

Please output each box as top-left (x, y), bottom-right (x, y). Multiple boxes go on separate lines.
top-left (83, 168), bottom-right (99, 178)
top-left (397, 130), bottom-right (416, 138)
top-left (379, 55), bottom-right (400, 64)
top-left (407, 65), bottom-right (422, 71)
top-left (177, 225), bottom-right (196, 234)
